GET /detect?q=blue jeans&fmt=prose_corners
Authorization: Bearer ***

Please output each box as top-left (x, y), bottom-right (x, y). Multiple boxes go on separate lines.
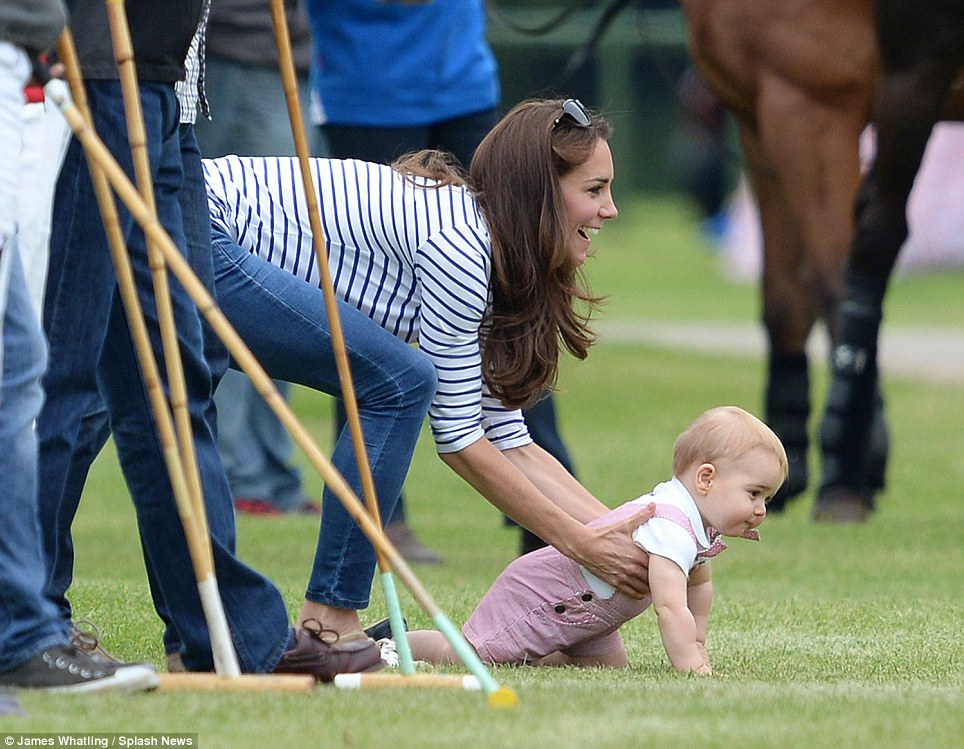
top-left (210, 225), bottom-right (437, 608)
top-left (39, 123), bottom-right (228, 661)
top-left (0, 240), bottom-right (67, 671)
top-left (38, 80), bottom-right (290, 672)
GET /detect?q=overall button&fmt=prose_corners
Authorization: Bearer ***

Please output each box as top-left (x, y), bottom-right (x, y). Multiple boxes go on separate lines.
top-left (554, 604), bottom-right (566, 614)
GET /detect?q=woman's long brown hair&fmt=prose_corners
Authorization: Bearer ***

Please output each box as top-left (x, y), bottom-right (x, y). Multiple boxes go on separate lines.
top-left (471, 99), bottom-right (610, 408)
top-left (394, 99), bottom-right (612, 409)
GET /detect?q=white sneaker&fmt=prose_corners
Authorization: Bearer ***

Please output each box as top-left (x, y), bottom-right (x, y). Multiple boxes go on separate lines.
top-left (376, 638), bottom-right (399, 669)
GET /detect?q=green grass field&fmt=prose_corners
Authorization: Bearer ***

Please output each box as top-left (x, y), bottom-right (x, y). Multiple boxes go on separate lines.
top-left (3, 196), bottom-right (961, 748)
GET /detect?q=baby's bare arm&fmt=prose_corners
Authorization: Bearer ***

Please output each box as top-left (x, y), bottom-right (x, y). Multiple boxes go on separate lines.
top-left (650, 555), bottom-right (711, 673)
top-left (687, 563), bottom-right (713, 646)
top-left (687, 562), bottom-right (714, 673)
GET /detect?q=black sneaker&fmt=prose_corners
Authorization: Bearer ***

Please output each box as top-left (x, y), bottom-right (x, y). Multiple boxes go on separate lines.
top-left (0, 645), bottom-right (158, 693)
top-left (363, 617), bottom-right (408, 642)
top-left (274, 620), bottom-right (383, 683)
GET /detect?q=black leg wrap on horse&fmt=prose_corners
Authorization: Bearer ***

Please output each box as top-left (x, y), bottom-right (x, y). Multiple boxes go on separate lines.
top-left (863, 388), bottom-right (889, 500)
top-left (765, 351), bottom-right (810, 510)
top-left (818, 275), bottom-right (885, 503)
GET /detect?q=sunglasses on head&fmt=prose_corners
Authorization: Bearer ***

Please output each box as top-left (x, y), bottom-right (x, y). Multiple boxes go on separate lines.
top-left (553, 98), bottom-right (592, 129)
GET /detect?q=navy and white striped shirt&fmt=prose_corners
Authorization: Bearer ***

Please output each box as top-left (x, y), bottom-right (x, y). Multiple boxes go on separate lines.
top-left (203, 155), bottom-right (531, 453)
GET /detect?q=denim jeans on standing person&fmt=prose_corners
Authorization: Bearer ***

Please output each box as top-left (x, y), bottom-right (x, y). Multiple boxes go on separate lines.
top-left (0, 240), bottom-right (68, 672)
top-left (38, 123), bottom-right (228, 664)
top-left (37, 80), bottom-right (291, 673)
top-left (210, 225), bottom-right (437, 609)
top-left (139, 122), bottom-right (230, 661)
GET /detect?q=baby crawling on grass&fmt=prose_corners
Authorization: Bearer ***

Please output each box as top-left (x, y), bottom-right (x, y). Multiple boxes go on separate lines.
top-left (405, 406), bottom-right (787, 674)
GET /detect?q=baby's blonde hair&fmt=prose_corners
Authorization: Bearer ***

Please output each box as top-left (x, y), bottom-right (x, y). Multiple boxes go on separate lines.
top-left (673, 406), bottom-right (788, 479)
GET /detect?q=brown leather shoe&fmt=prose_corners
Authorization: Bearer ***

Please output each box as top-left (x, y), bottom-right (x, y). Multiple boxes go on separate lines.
top-left (275, 620), bottom-right (383, 683)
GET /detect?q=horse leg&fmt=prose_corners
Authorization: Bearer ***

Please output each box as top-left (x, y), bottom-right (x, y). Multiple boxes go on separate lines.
top-left (744, 77), bottom-right (867, 509)
top-left (815, 0), bottom-right (964, 521)
top-left (739, 128), bottom-right (817, 510)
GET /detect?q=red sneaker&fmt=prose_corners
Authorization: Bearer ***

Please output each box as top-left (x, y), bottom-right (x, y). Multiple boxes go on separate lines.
top-left (233, 498), bottom-right (283, 516)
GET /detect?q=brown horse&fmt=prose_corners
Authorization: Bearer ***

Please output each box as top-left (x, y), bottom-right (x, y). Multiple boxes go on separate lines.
top-left (678, 0), bottom-right (964, 520)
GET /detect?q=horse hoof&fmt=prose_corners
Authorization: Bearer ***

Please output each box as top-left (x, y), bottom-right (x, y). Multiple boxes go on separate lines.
top-left (811, 488), bottom-right (873, 523)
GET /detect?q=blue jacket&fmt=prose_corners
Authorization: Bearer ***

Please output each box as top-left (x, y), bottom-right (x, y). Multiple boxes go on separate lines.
top-left (306, 0), bottom-right (499, 127)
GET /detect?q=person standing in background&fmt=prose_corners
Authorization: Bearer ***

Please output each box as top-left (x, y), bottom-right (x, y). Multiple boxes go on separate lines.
top-left (195, 0), bottom-right (322, 517)
top-left (306, 0), bottom-right (581, 561)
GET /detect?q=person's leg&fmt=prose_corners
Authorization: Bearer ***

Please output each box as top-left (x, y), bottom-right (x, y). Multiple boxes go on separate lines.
top-left (405, 630), bottom-right (459, 665)
top-left (0, 248), bottom-right (147, 689)
top-left (213, 369), bottom-right (261, 494)
top-left (212, 372), bottom-right (308, 513)
top-left (524, 393), bottom-right (577, 474)
top-left (333, 398), bottom-right (440, 562)
top-left (144, 121), bottom-right (224, 664)
top-left (178, 124), bottom-right (226, 385)
top-left (96, 85), bottom-right (293, 672)
top-left (100, 295), bottom-right (291, 672)
top-left (535, 645), bottom-right (629, 668)
top-left (210, 227), bottom-right (436, 636)
top-left (430, 107), bottom-right (500, 168)
top-left (213, 369), bottom-right (263, 497)
top-left (38, 81), bottom-right (128, 620)
top-left (505, 392), bottom-right (577, 555)
top-left (245, 378), bottom-right (308, 512)
top-left (322, 124), bottom-right (428, 165)
top-left (0, 238), bottom-right (67, 670)
top-left (17, 99), bottom-right (70, 317)
top-left (0, 46), bottom-right (66, 667)
top-left (196, 58), bottom-right (317, 159)
top-left (0, 48), bottom-right (151, 694)
top-left (38, 79), bottom-right (289, 673)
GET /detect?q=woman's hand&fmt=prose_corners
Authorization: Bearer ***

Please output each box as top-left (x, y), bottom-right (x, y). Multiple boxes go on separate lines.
top-left (572, 503), bottom-right (655, 598)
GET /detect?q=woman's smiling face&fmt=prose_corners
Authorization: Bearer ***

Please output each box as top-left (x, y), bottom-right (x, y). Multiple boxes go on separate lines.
top-left (560, 138), bottom-right (618, 267)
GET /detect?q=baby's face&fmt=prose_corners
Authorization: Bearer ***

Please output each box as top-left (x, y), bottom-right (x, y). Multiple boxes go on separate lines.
top-left (701, 448), bottom-right (785, 537)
